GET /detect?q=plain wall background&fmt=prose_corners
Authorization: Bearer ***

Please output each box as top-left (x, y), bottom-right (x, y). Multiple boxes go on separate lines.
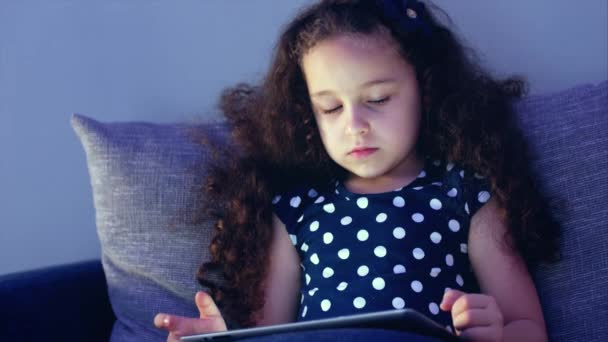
top-left (1, 0), bottom-right (606, 275)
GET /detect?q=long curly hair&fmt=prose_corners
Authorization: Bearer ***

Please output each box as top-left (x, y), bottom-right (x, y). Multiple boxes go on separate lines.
top-left (195, 0), bottom-right (560, 327)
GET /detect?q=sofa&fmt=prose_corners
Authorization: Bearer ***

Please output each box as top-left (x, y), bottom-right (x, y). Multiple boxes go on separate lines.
top-left (1, 80), bottom-right (606, 342)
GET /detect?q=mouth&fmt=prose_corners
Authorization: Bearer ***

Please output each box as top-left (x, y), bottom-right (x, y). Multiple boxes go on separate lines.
top-left (348, 147), bottom-right (378, 158)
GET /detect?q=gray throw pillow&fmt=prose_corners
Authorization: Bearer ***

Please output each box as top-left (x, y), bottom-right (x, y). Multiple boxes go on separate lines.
top-left (72, 114), bottom-right (230, 342)
top-left (514, 81), bottom-right (607, 342)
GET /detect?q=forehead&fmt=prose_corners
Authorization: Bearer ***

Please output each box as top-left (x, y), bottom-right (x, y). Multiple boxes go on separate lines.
top-left (301, 33), bottom-right (408, 95)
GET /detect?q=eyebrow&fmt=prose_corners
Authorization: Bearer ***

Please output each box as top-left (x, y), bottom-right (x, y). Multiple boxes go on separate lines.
top-left (310, 78), bottom-right (397, 98)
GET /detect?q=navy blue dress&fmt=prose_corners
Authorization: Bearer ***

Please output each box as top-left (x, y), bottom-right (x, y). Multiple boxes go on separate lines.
top-left (271, 157), bottom-right (492, 331)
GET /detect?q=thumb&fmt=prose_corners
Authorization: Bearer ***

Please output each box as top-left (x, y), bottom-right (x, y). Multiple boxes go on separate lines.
top-left (440, 289), bottom-right (466, 312)
top-left (195, 291), bottom-right (222, 319)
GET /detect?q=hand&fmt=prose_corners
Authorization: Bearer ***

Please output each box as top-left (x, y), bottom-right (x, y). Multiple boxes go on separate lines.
top-left (154, 291), bottom-right (228, 342)
top-left (440, 289), bottom-right (504, 342)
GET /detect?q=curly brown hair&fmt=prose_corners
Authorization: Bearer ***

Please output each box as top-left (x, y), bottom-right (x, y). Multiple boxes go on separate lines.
top-left (194, 0), bottom-right (560, 328)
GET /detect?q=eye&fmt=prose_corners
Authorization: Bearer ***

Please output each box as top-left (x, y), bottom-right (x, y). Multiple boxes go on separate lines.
top-left (368, 97), bottom-right (390, 105)
top-left (322, 105), bottom-right (342, 114)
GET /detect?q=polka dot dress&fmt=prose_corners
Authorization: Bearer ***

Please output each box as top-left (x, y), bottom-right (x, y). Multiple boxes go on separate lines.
top-left (271, 157), bottom-right (492, 330)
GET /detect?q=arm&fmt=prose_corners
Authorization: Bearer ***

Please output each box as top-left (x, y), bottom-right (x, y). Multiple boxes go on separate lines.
top-left (256, 214), bottom-right (302, 326)
top-left (154, 214), bottom-right (301, 340)
top-left (442, 197), bottom-right (547, 342)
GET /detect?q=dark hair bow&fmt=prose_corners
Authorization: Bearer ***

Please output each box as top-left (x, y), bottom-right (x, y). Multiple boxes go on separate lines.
top-left (376, 0), bottom-right (432, 37)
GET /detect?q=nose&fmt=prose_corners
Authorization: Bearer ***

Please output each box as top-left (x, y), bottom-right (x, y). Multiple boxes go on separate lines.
top-left (345, 106), bottom-right (370, 136)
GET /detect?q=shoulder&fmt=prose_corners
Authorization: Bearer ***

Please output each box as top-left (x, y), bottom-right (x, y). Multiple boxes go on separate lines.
top-left (271, 181), bottom-right (331, 228)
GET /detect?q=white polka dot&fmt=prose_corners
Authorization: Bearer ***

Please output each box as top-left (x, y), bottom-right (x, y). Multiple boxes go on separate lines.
top-left (413, 186), bottom-right (423, 190)
top-left (301, 243), bottom-right (309, 252)
top-left (429, 302), bottom-right (440, 315)
top-left (308, 189), bottom-right (318, 197)
top-left (340, 216), bottom-right (352, 225)
top-left (393, 196), bottom-right (405, 207)
top-left (310, 253), bottom-right (319, 265)
top-left (411, 280), bottom-right (423, 293)
top-left (430, 232), bottom-right (442, 244)
top-left (314, 196), bottom-right (325, 204)
top-left (413, 248), bottom-right (425, 260)
top-left (301, 294), bottom-right (304, 304)
top-left (465, 202), bottom-right (470, 214)
top-left (323, 203), bottom-right (335, 213)
top-left (392, 297), bottom-right (405, 309)
top-left (300, 263), bottom-right (305, 271)
top-left (460, 243), bottom-right (468, 254)
top-left (393, 264), bottom-right (406, 274)
top-left (393, 227), bottom-right (406, 239)
top-left (446, 326), bottom-right (453, 333)
top-left (447, 188), bottom-right (458, 197)
top-left (272, 195), bottom-right (281, 204)
top-left (357, 265), bottom-right (369, 276)
top-left (353, 297), bottom-right (366, 309)
top-left (289, 234), bottom-right (297, 245)
top-left (430, 267), bottom-right (441, 277)
top-left (321, 299), bottom-right (331, 312)
top-left (338, 248), bottom-right (350, 260)
top-left (301, 305), bottom-right (307, 317)
top-left (372, 277), bottom-right (386, 290)
top-left (446, 254), bottom-right (454, 266)
top-left (433, 159), bottom-right (441, 166)
top-left (459, 170), bottom-right (465, 178)
top-left (322, 267), bottom-right (334, 278)
top-left (474, 172), bottom-right (485, 179)
top-left (374, 246), bottom-right (387, 257)
top-left (357, 229), bottom-right (369, 241)
top-left (418, 170), bottom-right (427, 178)
top-left (323, 232), bottom-right (334, 244)
top-left (448, 219), bottom-right (460, 232)
top-left (376, 213), bottom-right (388, 223)
top-left (297, 215), bottom-right (304, 222)
top-left (310, 221), bottom-right (319, 232)
top-left (290, 196), bottom-right (301, 208)
top-left (446, 162), bottom-right (454, 171)
top-left (337, 282), bottom-right (348, 291)
top-left (305, 273), bottom-right (311, 285)
top-left (430, 198), bottom-right (442, 210)
top-left (456, 274), bottom-right (464, 287)
top-left (478, 191), bottom-right (491, 203)
top-left (308, 288), bottom-right (319, 296)
top-left (432, 182), bottom-right (443, 187)
top-left (412, 213), bottom-right (424, 223)
top-left (356, 197), bottom-right (369, 209)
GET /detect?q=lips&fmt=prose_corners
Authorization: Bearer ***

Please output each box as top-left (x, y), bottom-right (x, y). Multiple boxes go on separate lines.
top-left (348, 147), bottom-right (378, 158)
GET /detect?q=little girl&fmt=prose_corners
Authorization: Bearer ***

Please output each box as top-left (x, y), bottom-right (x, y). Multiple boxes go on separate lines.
top-left (154, 0), bottom-right (559, 341)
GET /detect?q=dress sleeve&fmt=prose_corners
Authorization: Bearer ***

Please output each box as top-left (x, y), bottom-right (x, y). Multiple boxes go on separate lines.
top-left (460, 170), bottom-right (493, 218)
top-left (271, 185), bottom-right (309, 236)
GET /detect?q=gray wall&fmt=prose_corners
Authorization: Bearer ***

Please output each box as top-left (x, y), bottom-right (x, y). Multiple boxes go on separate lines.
top-left (1, 0), bottom-right (606, 275)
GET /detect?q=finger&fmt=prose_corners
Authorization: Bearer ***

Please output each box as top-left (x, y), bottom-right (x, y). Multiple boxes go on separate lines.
top-left (440, 289), bottom-right (466, 311)
top-left (451, 294), bottom-right (493, 318)
top-left (459, 326), bottom-right (502, 342)
top-left (195, 291), bottom-right (222, 319)
top-left (167, 332), bottom-right (181, 342)
top-left (452, 308), bottom-right (493, 331)
top-left (154, 313), bottom-right (219, 334)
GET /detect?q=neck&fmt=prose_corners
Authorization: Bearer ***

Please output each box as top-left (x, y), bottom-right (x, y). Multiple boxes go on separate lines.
top-left (344, 153), bottom-right (424, 194)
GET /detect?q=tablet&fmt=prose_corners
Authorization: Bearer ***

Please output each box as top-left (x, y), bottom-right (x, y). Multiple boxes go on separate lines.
top-left (180, 308), bottom-right (460, 341)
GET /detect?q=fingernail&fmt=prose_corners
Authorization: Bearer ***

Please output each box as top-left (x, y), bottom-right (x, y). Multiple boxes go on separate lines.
top-left (163, 315), bottom-right (170, 326)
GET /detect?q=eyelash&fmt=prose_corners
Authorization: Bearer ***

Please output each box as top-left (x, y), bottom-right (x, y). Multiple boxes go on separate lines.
top-left (322, 97), bottom-right (390, 114)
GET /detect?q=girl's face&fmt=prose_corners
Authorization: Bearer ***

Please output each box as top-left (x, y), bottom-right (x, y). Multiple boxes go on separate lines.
top-left (301, 33), bottom-right (422, 192)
